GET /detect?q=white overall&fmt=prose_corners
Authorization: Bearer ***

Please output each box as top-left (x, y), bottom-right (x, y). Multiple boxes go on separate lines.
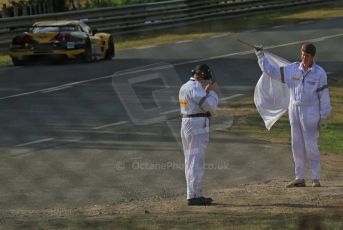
top-left (257, 53), bottom-right (331, 180)
top-left (179, 78), bottom-right (218, 199)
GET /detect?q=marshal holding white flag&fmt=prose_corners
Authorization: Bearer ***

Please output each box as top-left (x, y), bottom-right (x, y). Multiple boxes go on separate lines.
top-left (240, 41), bottom-right (332, 188)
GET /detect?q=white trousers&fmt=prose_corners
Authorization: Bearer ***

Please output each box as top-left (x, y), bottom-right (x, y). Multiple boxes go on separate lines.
top-left (181, 117), bottom-right (209, 199)
top-left (289, 104), bottom-right (321, 180)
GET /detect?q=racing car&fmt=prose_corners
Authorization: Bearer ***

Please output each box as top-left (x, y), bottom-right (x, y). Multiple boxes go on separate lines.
top-left (9, 20), bottom-right (115, 65)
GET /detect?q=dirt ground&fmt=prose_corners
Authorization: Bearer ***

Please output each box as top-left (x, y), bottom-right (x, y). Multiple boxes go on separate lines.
top-left (1, 153), bottom-right (342, 230)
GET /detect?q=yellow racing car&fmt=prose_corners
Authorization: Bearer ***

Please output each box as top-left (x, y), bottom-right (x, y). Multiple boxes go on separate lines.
top-left (9, 20), bottom-right (115, 65)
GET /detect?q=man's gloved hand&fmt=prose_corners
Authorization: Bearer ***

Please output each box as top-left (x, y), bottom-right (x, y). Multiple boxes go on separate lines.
top-left (255, 45), bottom-right (264, 58)
top-left (205, 82), bottom-right (218, 94)
top-left (255, 45), bottom-right (263, 52)
top-left (318, 118), bottom-right (327, 129)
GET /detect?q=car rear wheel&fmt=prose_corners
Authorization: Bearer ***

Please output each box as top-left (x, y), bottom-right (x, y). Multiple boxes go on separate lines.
top-left (105, 36), bottom-right (115, 60)
top-left (11, 57), bottom-right (25, 66)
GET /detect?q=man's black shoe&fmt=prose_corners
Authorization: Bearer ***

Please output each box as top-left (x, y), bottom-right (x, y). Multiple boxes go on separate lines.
top-left (187, 197), bottom-right (213, 206)
top-left (200, 196), bottom-right (213, 203)
top-left (285, 179), bottom-right (306, 188)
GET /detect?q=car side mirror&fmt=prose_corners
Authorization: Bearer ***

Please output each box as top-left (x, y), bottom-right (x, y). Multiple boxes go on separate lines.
top-left (92, 29), bottom-right (98, 35)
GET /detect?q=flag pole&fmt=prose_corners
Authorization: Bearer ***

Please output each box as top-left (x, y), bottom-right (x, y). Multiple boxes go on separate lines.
top-left (237, 39), bottom-right (258, 49)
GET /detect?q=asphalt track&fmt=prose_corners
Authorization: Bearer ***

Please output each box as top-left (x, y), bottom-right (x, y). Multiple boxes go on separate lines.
top-left (0, 17), bottom-right (342, 209)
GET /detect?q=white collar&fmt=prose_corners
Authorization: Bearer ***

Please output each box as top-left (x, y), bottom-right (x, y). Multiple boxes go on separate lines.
top-left (299, 62), bottom-right (317, 73)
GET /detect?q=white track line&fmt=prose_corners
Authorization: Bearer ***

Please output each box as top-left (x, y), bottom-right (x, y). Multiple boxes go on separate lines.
top-left (220, 94), bottom-right (245, 102)
top-left (210, 34), bottom-right (229, 39)
top-left (16, 137), bottom-right (55, 147)
top-left (220, 85), bottom-right (254, 90)
top-left (135, 45), bottom-right (156, 49)
top-left (0, 75), bottom-right (112, 100)
top-left (41, 85), bottom-right (72, 93)
top-left (160, 109), bottom-right (180, 115)
top-left (1, 32), bottom-right (343, 101)
top-left (182, 32), bottom-right (343, 65)
top-left (92, 121), bottom-right (128, 130)
top-left (175, 40), bottom-right (192, 44)
top-left (272, 25), bottom-right (286, 29)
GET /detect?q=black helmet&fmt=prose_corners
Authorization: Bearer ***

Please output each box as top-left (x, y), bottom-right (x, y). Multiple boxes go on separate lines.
top-left (192, 64), bottom-right (213, 80)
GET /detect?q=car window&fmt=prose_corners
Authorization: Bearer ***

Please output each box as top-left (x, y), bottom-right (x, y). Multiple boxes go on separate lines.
top-left (32, 26), bottom-right (77, 33)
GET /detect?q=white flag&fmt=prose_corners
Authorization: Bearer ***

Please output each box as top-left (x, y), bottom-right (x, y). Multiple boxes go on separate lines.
top-left (254, 51), bottom-right (291, 130)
